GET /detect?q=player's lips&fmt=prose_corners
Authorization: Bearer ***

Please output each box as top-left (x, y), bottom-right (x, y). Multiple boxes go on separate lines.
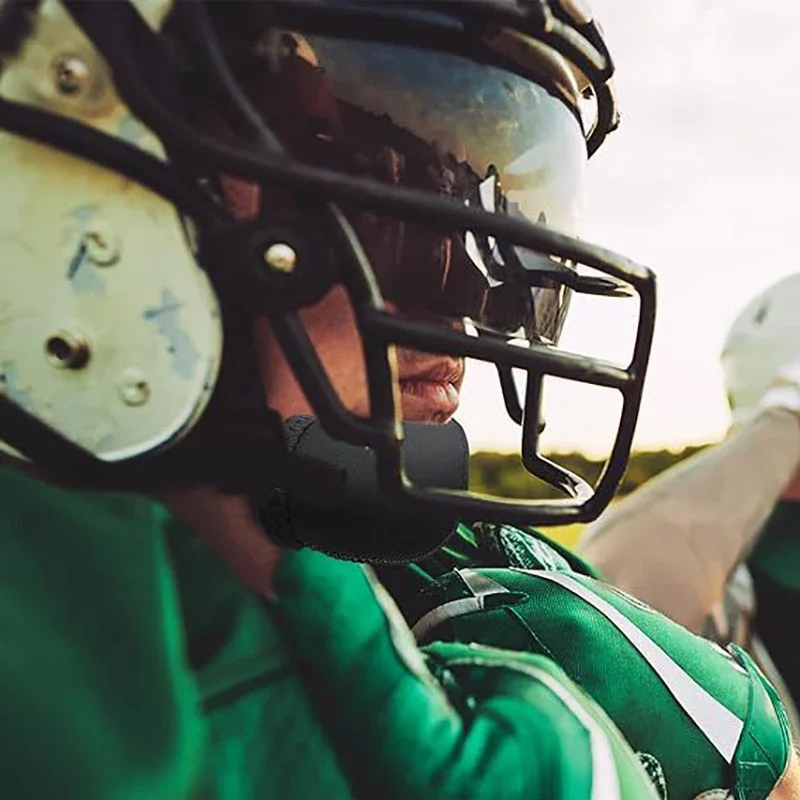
top-left (399, 358), bottom-right (464, 419)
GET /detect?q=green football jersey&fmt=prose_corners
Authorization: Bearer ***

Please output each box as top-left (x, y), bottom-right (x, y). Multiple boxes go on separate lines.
top-left (749, 501), bottom-right (800, 719)
top-left (749, 501), bottom-right (800, 591)
top-left (0, 465), bottom-right (659, 800)
top-left (379, 523), bottom-right (794, 800)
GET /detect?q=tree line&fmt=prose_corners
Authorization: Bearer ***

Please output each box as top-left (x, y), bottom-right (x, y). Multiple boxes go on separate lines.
top-left (470, 444), bottom-right (710, 500)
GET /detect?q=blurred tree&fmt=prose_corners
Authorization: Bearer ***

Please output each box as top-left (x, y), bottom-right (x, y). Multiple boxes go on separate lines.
top-left (469, 445), bottom-right (709, 501)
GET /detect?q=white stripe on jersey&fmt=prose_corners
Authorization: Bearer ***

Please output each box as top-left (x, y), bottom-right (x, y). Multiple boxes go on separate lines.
top-left (516, 570), bottom-right (745, 762)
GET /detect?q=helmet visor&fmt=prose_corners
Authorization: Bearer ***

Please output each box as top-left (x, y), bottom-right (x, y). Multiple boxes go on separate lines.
top-left (214, 30), bottom-right (587, 345)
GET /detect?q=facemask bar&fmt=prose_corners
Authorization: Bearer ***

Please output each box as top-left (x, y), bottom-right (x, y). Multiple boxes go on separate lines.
top-left (360, 240), bottom-right (655, 526)
top-left (497, 363), bottom-right (525, 425)
top-left (519, 367), bottom-right (593, 501)
top-left (0, 0), bottom-right (652, 528)
top-left (487, 264), bottom-right (640, 510)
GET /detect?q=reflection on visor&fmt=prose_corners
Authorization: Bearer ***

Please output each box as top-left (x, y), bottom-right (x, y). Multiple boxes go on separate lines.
top-left (218, 30), bottom-right (587, 343)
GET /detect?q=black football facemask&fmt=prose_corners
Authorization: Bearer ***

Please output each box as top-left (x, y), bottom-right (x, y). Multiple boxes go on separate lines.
top-left (0, 0), bottom-right (655, 547)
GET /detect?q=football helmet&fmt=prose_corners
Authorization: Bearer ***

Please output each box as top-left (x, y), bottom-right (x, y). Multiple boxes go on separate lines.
top-left (722, 274), bottom-right (800, 424)
top-left (0, 0), bottom-right (655, 535)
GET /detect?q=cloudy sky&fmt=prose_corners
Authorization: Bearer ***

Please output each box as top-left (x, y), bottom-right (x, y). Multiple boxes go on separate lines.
top-left (456, 0), bottom-right (800, 456)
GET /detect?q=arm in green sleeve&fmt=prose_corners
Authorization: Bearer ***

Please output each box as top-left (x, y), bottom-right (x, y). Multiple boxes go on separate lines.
top-left (272, 549), bottom-right (659, 800)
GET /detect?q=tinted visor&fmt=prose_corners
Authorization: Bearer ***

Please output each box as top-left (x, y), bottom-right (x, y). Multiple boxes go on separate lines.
top-left (218, 30), bottom-right (587, 344)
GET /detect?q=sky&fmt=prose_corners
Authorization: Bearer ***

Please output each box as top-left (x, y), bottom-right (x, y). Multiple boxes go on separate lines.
top-left (456, 0), bottom-right (800, 456)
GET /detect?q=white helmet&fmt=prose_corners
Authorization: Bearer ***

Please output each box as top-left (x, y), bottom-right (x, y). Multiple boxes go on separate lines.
top-left (721, 274), bottom-right (800, 423)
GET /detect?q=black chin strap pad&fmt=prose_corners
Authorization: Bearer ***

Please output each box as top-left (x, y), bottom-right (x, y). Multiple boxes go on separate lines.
top-left (259, 417), bottom-right (469, 563)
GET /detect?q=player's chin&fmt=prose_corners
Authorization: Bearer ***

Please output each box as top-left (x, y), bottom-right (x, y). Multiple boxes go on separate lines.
top-left (399, 380), bottom-right (460, 424)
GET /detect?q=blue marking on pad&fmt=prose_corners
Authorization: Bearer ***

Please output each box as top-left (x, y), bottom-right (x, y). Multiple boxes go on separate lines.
top-left (1, 361), bottom-right (35, 413)
top-left (143, 290), bottom-right (200, 379)
top-left (65, 205), bottom-right (106, 295)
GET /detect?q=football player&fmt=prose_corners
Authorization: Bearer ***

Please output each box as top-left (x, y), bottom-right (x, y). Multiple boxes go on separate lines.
top-left (0, 2), bottom-right (796, 799)
top-left (728, 275), bottom-right (800, 725)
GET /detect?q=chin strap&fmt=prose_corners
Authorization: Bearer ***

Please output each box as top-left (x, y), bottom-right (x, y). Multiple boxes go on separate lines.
top-left (258, 416), bottom-right (469, 564)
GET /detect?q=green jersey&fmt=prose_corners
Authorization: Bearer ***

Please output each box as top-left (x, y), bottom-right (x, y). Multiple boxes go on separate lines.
top-left (749, 501), bottom-right (800, 717)
top-left (749, 501), bottom-right (800, 591)
top-left (377, 523), bottom-right (794, 800)
top-left (0, 465), bottom-right (658, 800)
